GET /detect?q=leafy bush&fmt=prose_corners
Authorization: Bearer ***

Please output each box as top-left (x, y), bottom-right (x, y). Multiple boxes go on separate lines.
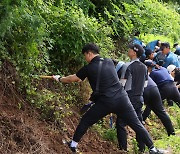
top-left (89, 0), bottom-right (180, 43)
top-left (47, 5), bottom-right (114, 72)
top-left (0, 0), bottom-right (51, 91)
top-left (103, 128), bottom-right (117, 142)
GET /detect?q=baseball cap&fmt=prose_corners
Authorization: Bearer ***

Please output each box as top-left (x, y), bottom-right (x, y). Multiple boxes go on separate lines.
top-left (167, 65), bottom-right (176, 74)
top-left (129, 43), bottom-right (144, 57)
top-left (144, 60), bottom-right (156, 67)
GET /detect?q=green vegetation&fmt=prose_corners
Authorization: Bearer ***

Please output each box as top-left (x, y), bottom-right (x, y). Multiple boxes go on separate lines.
top-left (93, 104), bottom-right (180, 153)
top-left (0, 0), bottom-right (180, 153)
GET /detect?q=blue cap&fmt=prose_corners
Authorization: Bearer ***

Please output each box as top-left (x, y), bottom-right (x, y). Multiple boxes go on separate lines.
top-left (144, 60), bottom-right (156, 67)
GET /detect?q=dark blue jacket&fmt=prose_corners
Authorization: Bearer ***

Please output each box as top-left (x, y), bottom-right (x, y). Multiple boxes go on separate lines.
top-left (149, 67), bottom-right (173, 87)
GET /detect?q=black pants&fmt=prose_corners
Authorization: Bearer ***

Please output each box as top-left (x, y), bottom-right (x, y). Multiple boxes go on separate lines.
top-left (159, 82), bottom-right (180, 108)
top-left (116, 100), bottom-right (146, 151)
top-left (142, 86), bottom-right (175, 136)
top-left (73, 92), bottom-right (154, 150)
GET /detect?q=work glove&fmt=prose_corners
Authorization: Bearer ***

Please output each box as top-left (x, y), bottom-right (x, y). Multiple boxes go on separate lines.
top-left (52, 75), bottom-right (61, 81)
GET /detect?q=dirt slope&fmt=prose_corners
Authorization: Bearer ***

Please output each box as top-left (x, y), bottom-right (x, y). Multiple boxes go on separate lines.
top-left (0, 60), bottom-right (124, 154)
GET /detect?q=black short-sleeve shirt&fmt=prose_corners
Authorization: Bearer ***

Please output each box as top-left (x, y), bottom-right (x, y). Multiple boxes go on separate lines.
top-left (76, 56), bottom-right (125, 99)
top-left (120, 60), bottom-right (148, 103)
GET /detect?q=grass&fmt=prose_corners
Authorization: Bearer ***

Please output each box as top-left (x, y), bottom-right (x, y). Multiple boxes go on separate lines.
top-left (148, 103), bottom-right (180, 154)
top-left (93, 103), bottom-right (180, 153)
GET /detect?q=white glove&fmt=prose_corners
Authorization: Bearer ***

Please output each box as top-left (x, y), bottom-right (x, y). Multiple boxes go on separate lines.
top-left (52, 75), bottom-right (61, 81)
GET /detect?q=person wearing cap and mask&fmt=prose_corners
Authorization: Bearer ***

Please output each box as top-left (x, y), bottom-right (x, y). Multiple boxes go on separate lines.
top-left (165, 64), bottom-right (177, 106)
top-left (116, 43), bottom-right (150, 153)
top-left (142, 60), bottom-right (175, 137)
top-left (145, 60), bottom-right (180, 108)
top-left (167, 65), bottom-right (180, 90)
top-left (167, 64), bottom-right (176, 79)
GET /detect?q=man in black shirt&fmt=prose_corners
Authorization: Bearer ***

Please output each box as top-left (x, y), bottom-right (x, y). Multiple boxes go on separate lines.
top-left (57, 43), bottom-right (162, 153)
top-left (117, 44), bottom-right (149, 152)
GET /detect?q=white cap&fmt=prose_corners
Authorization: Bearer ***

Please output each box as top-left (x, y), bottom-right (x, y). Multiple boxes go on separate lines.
top-left (167, 65), bottom-right (176, 74)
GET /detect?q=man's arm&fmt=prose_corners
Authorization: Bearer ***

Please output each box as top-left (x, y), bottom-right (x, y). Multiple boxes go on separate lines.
top-left (60, 74), bottom-right (82, 83)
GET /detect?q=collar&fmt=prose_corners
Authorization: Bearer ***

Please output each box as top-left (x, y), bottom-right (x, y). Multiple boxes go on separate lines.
top-left (166, 51), bottom-right (171, 57)
top-left (90, 55), bottom-right (101, 63)
top-left (130, 58), bottom-right (139, 62)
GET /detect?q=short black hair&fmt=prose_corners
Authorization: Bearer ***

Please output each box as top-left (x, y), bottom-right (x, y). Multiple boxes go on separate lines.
top-left (174, 68), bottom-right (180, 82)
top-left (157, 40), bottom-right (161, 46)
top-left (82, 43), bottom-right (100, 54)
top-left (173, 43), bottom-right (178, 48)
top-left (160, 42), bottom-right (170, 50)
top-left (134, 31), bottom-right (140, 36)
top-left (145, 48), bottom-right (153, 57)
top-left (129, 43), bottom-right (144, 58)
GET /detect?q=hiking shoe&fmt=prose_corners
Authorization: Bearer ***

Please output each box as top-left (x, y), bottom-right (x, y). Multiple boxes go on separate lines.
top-left (149, 148), bottom-right (164, 154)
top-left (168, 131), bottom-right (175, 136)
top-left (67, 141), bottom-right (77, 153)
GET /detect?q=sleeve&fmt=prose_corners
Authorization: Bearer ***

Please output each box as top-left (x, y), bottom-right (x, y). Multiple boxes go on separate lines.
top-left (116, 61), bottom-right (125, 72)
top-left (163, 57), bottom-right (170, 68)
top-left (124, 68), bottom-right (131, 80)
top-left (120, 64), bottom-right (128, 79)
top-left (119, 67), bottom-right (131, 87)
top-left (76, 65), bottom-right (88, 81)
top-left (119, 64), bottom-right (129, 87)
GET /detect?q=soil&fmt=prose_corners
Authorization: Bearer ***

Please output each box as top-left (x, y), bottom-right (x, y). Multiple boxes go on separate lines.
top-left (0, 60), bottom-right (127, 154)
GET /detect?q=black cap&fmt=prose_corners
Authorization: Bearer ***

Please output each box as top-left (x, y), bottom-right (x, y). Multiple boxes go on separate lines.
top-left (129, 43), bottom-right (144, 57)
